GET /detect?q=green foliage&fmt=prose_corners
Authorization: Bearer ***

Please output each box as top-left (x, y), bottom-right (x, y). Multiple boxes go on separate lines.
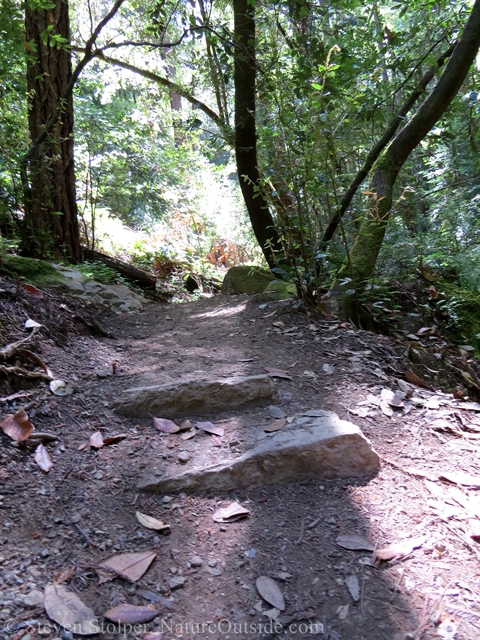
top-left (0, 0), bottom-right (27, 226)
top-left (1, 255), bottom-right (60, 282)
top-left (76, 260), bottom-right (127, 285)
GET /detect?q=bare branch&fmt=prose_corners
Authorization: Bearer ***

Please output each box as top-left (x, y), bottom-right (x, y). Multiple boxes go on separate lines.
top-left (92, 50), bottom-right (234, 146)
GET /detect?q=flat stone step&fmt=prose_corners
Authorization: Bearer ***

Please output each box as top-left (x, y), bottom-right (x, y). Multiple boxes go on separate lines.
top-left (112, 374), bottom-right (275, 417)
top-left (138, 410), bottom-right (380, 493)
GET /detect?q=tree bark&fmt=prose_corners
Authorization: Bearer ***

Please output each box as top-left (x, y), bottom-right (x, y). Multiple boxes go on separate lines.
top-left (23, 0), bottom-right (81, 261)
top-left (334, 0), bottom-right (480, 319)
top-left (233, 0), bottom-right (281, 268)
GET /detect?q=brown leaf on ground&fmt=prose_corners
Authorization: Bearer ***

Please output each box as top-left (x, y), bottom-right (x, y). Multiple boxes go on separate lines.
top-left (153, 417), bottom-right (180, 433)
top-left (44, 583), bottom-right (98, 635)
top-left (24, 283), bottom-right (44, 298)
top-left (372, 536), bottom-right (428, 563)
top-left (136, 511), bottom-right (171, 533)
top-left (104, 603), bottom-right (159, 624)
top-left (195, 421), bottom-right (224, 436)
top-left (405, 371), bottom-right (432, 389)
top-left (34, 444), bottom-right (53, 472)
top-left (439, 471), bottom-right (480, 487)
top-left (336, 534), bottom-right (374, 552)
top-left (102, 433), bottom-right (128, 446)
top-left (256, 576), bottom-right (285, 611)
top-left (213, 502), bottom-right (250, 523)
top-left (264, 367), bottom-right (293, 380)
top-left (1, 407), bottom-right (35, 441)
top-left (98, 550), bottom-right (156, 583)
top-left (264, 418), bottom-right (286, 433)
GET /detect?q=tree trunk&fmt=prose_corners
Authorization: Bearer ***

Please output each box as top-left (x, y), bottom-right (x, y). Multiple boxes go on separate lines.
top-left (23, 0), bottom-right (82, 262)
top-left (233, 0), bottom-right (282, 268)
top-left (333, 0), bottom-right (480, 320)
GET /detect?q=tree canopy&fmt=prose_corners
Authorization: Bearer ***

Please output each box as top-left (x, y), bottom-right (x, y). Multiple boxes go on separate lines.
top-left (0, 0), bottom-right (479, 317)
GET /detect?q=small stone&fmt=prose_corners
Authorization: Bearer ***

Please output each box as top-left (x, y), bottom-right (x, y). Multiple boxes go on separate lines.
top-left (94, 471), bottom-right (104, 480)
top-left (268, 406), bottom-right (286, 419)
top-left (207, 559), bottom-right (218, 568)
top-left (178, 452), bottom-right (190, 464)
top-left (22, 589), bottom-right (44, 607)
top-left (207, 567), bottom-right (223, 577)
top-left (190, 556), bottom-right (203, 567)
top-left (169, 576), bottom-right (186, 590)
top-left (162, 496), bottom-right (172, 504)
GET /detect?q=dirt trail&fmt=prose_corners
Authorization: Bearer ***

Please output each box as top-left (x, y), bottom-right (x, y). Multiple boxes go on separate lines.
top-left (1, 290), bottom-right (480, 640)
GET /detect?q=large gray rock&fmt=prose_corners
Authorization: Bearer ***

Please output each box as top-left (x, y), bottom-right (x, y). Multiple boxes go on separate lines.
top-left (112, 374), bottom-right (275, 417)
top-left (221, 266), bottom-right (273, 294)
top-left (138, 410), bottom-right (380, 493)
top-left (49, 267), bottom-right (145, 313)
top-left (264, 280), bottom-right (297, 299)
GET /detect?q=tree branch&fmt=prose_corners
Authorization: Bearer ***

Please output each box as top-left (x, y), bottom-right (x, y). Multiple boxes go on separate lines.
top-left (321, 43), bottom-right (455, 244)
top-left (92, 51), bottom-right (234, 146)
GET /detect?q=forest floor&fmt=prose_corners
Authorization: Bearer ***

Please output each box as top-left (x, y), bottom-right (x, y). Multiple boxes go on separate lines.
top-left (1, 277), bottom-right (480, 640)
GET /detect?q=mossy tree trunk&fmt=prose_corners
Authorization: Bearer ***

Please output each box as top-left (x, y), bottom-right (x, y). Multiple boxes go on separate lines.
top-left (233, 0), bottom-right (282, 268)
top-left (23, 0), bottom-right (82, 262)
top-left (333, 0), bottom-right (480, 320)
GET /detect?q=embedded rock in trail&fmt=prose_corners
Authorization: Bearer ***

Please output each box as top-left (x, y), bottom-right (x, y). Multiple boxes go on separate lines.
top-left (138, 410), bottom-right (380, 493)
top-left (221, 265), bottom-right (274, 294)
top-left (48, 266), bottom-right (145, 313)
top-left (112, 375), bottom-right (275, 417)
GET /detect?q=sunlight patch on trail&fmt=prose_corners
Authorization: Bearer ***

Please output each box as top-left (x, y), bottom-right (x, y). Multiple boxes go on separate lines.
top-left (191, 303), bottom-right (247, 319)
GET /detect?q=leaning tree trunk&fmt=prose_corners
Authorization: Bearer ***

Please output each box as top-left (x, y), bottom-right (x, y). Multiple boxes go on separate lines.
top-left (333, 0), bottom-right (480, 321)
top-left (23, 0), bottom-right (82, 261)
top-left (233, 0), bottom-right (282, 268)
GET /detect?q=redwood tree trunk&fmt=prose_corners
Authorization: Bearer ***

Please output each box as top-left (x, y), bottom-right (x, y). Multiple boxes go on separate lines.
top-left (233, 0), bottom-right (281, 268)
top-left (23, 0), bottom-right (82, 261)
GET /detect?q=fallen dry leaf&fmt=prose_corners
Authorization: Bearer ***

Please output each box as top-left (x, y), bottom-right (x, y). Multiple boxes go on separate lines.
top-left (344, 575), bottom-right (360, 602)
top-left (195, 421), bottom-right (224, 436)
top-left (178, 419), bottom-right (193, 431)
top-left (264, 418), bottom-right (286, 433)
top-left (98, 550), bottom-right (156, 583)
top-left (44, 583), bottom-right (98, 635)
top-left (50, 379), bottom-right (73, 396)
top-left (89, 432), bottom-right (104, 448)
top-left (372, 536), bottom-right (428, 563)
top-left (25, 318), bottom-right (42, 328)
top-left (103, 433), bottom-right (128, 446)
top-left (405, 371), bottom-right (432, 390)
top-left (256, 576), bottom-right (285, 611)
top-left (153, 417), bottom-right (180, 433)
top-left (336, 534), bottom-right (374, 552)
top-left (24, 283), bottom-right (44, 298)
top-left (213, 502), bottom-right (250, 523)
top-left (136, 512), bottom-right (171, 533)
top-left (439, 471), bottom-right (480, 487)
top-left (264, 367), bottom-right (293, 380)
top-left (180, 428), bottom-right (196, 440)
top-left (1, 407), bottom-right (35, 441)
top-left (379, 400), bottom-right (394, 417)
top-left (34, 444), bottom-right (53, 472)
top-left (104, 604), bottom-right (159, 624)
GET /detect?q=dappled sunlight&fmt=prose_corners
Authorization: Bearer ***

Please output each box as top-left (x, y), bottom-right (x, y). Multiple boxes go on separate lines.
top-left (190, 302), bottom-right (248, 319)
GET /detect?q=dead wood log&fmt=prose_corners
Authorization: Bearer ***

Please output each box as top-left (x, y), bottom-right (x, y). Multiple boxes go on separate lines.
top-left (82, 247), bottom-right (157, 289)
